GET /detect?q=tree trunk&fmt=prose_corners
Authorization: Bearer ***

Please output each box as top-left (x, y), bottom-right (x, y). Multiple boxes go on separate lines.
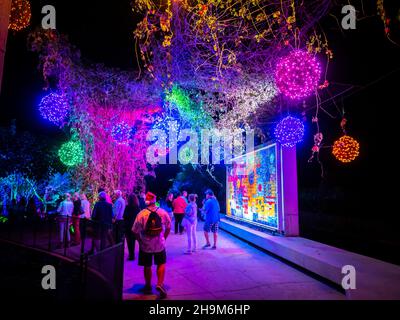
top-left (0, 0), bottom-right (11, 93)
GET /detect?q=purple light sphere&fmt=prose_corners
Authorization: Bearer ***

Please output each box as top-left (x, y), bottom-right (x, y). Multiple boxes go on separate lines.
top-left (275, 50), bottom-right (321, 100)
top-left (274, 116), bottom-right (304, 147)
top-left (38, 93), bottom-right (69, 126)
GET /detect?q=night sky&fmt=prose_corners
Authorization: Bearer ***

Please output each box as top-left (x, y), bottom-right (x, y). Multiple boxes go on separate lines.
top-left (1, 1), bottom-right (400, 259)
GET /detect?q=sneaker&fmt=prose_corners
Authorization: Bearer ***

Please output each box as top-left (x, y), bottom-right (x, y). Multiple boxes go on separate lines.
top-left (211, 245), bottom-right (217, 250)
top-left (156, 284), bottom-right (167, 299)
top-left (184, 250), bottom-right (192, 255)
top-left (192, 248), bottom-right (197, 253)
top-left (202, 244), bottom-right (211, 249)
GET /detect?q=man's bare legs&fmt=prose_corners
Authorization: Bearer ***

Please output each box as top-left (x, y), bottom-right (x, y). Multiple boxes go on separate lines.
top-left (144, 266), bottom-right (152, 288)
top-left (204, 231), bottom-right (210, 245)
top-left (213, 232), bottom-right (218, 248)
top-left (156, 263), bottom-right (166, 287)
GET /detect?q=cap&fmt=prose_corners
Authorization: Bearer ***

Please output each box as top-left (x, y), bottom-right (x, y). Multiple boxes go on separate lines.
top-left (145, 192), bottom-right (157, 203)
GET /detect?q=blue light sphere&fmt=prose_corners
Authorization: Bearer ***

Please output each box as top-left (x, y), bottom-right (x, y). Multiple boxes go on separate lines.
top-left (111, 121), bottom-right (132, 145)
top-left (274, 116), bottom-right (304, 147)
top-left (38, 93), bottom-right (69, 126)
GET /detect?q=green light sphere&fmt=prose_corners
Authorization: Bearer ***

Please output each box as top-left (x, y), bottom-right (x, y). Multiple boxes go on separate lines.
top-left (58, 140), bottom-right (84, 166)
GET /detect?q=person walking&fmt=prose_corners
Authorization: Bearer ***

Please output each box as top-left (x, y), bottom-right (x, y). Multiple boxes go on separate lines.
top-left (202, 189), bottom-right (220, 250)
top-left (56, 193), bottom-right (74, 248)
top-left (71, 192), bottom-right (83, 246)
top-left (165, 192), bottom-right (174, 220)
top-left (113, 190), bottom-right (126, 243)
top-left (132, 192), bottom-right (171, 299)
top-left (80, 193), bottom-right (91, 219)
top-left (172, 192), bottom-right (187, 234)
top-left (89, 191), bottom-right (113, 254)
top-left (123, 193), bottom-right (140, 260)
top-left (182, 194), bottom-right (198, 254)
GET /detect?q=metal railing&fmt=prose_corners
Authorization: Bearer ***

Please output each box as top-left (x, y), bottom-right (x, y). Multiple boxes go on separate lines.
top-left (0, 214), bottom-right (125, 300)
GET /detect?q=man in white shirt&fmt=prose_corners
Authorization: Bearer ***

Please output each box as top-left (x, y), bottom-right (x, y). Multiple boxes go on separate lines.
top-left (57, 193), bottom-right (74, 248)
top-left (132, 192), bottom-right (171, 299)
top-left (113, 190), bottom-right (126, 242)
top-left (113, 190), bottom-right (126, 220)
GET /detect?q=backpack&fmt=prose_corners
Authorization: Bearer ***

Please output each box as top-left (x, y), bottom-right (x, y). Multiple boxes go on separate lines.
top-left (144, 207), bottom-right (163, 237)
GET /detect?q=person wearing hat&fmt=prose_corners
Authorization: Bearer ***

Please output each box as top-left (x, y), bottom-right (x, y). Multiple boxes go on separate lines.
top-left (202, 189), bottom-right (220, 249)
top-left (89, 191), bottom-right (114, 254)
top-left (132, 192), bottom-right (171, 299)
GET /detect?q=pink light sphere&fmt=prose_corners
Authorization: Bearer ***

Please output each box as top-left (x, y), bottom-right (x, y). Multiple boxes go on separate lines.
top-left (275, 50), bottom-right (321, 100)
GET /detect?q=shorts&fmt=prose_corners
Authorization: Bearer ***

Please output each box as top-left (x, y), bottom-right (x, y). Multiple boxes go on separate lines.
top-left (138, 249), bottom-right (166, 267)
top-left (203, 222), bottom-right (219, 233)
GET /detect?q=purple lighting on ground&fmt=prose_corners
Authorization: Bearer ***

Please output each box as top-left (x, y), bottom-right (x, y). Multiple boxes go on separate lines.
top-left (274, 116), bottom-right (304, 147)
top-left (275, 50), bottom-right (321, 100)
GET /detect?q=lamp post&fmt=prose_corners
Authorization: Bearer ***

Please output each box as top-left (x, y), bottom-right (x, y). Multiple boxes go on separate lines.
top-left (0, 0), bottom-right (11, 93)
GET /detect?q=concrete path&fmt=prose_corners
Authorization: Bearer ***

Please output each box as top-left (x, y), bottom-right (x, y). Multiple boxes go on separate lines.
top-left (123, 223), bottom-right (345, 300)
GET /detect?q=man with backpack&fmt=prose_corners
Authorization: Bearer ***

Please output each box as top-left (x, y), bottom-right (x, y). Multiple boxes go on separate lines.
top-left (132, 192), bottom-right (171, 299)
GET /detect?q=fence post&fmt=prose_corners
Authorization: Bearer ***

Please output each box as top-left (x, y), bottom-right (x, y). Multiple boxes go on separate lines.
top-left (48, 216), bottom-right (52, 251)
top-left (79, 252), bottom-right (88, 299)
top-left (80, 218), bottom-right (86, 256)
top-left (63, 216), bottom-right (68, 256)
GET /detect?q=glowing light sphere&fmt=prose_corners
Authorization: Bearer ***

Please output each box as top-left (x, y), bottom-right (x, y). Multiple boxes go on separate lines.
top-left (332, 135), bottom-right (360, 163)
top-left (275, 50), bottom-right (321, 100)
top-left (58, 141), bottom-right (84, 167)
top-left (9, 0), bottom-right (31, 31)
top-left (179, 146), bottom-right (195, 164)
top-left (274, 116), bottom-right (304, 147)
top-left (111, 121), bottom-right (132, 145)
top-left (38, 93), bottom-right (69, 126)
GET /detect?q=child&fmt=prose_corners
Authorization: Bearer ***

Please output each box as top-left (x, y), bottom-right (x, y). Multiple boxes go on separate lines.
top-left (182, 194), bottom-right (198, 254)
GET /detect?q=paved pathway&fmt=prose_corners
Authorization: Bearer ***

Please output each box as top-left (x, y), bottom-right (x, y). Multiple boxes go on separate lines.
top-left (123, 223), bottom-right (345, 300)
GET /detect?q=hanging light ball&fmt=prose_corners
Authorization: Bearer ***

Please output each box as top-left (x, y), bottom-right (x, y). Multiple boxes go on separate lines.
top-left (274, 116), bottom-right (305, 147)
top-left (38, 93), bottom-right (69, 126)
top-left (9, 0), bottom-right (31, 31)
top-left (275, 50), bottom-right (321, 100)
top-left (179, 146), bottom-right (195, 164)
top-left (111, 121), bottom-right (132, 145)
top-left (332, 135), bottom-right (360, 163)
top-left (58, 140), bottom-right (84, 167)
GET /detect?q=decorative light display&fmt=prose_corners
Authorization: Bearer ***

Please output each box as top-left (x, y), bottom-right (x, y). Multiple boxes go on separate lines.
top-left (58, 140), bottom-right (84, 167)
top-left (274, 116), bottom-right (305, 147)
top-left (178, 146), bottom-right (195, 164)
top-left (332, 135), bottom-right (360, 163)
top-left (153, 115), bottom-right (182, 136)
top-left (38, 93), bottom-right (69, 126)
top-left (165, 85), bottom-right (213, 129)
top-left (111, 121), bottom-right (132, 145)
top-left (9, 0), bottom-right (31, 31)
top-left (275, 50), bottom-right (321, 100)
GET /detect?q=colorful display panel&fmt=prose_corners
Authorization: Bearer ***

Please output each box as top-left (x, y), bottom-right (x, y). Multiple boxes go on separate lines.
top-left (226, 144), bottom-right (278, 230)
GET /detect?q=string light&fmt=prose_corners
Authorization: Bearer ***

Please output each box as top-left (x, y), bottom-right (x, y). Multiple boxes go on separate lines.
top-left (332, 135), bottom-right (360, 163)
top-left (111, 121), bottom-right (132, 145)
top-left (178, 146), bottom-right (195, 164)
top-left (38, 93), bottom-right (69, 126)
top-left (275, 50), bottom-right (321, 100)
top-left (9, 0), bottom-right (31, 31)
top-left (274, 116), bottom-right (304, 147)
top-left (58, 140), bottom-right (84, 167)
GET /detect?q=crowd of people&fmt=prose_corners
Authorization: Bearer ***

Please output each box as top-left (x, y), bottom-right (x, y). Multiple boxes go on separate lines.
top-left (3, 186), bottom-right (221, 300)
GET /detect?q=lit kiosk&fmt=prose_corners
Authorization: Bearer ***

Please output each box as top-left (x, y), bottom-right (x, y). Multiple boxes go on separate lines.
top-left (224, 141), bottom-right (298, 236)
